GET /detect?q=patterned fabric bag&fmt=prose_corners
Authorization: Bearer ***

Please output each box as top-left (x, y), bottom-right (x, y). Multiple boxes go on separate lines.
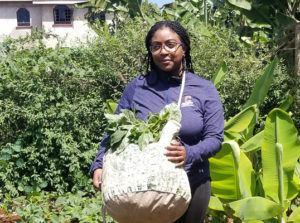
top-left (101, 72), bottom-right (191, 223)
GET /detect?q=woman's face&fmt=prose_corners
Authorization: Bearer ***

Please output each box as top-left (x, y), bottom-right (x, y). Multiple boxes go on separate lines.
top-left (150, 27), bottom-right (186, 75)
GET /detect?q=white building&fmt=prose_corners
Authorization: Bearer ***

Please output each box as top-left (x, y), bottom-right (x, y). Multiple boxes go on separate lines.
top-left (0, 0), bottom-right (103, 46)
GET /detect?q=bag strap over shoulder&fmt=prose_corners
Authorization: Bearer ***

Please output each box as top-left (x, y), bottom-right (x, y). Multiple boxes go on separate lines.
top-left (177, 71), bottom-right (186, 107)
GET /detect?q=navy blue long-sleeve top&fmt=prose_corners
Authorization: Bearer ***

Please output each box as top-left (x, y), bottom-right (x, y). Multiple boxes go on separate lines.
top-left (91, 69), bottom-right (224, 189)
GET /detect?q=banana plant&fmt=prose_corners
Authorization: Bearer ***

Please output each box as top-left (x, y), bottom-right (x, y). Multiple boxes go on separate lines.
top-left (225, 0), bottom-right (300, 44)
top-left (76, 0), bottom-right (142, 27)
top-left (209, 108), bottom-right (300, 222)
top-left (161, 0), bottom-right (215, 32)
top-left (208, 56), bottom-right (300, 222)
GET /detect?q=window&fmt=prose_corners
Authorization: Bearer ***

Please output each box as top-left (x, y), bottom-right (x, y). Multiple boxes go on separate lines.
top-left (17, 8), bottom-right (30, 26)
top-left (93, 12), bottom-right (105, 22)
top-left (53, 5), bottom-right (73, 24)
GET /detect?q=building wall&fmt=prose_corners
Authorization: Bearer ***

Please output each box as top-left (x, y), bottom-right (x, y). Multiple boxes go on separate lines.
top-left (0, 2), bottom-right (41, 39)
top-left (0, 1), bottom-right (97, 46)
top-left (41, 5), bottom-right (96, 47)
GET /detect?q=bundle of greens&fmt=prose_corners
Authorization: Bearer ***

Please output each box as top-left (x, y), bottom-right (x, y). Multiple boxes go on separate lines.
top-left (104, 103), bottom-right (181, 153)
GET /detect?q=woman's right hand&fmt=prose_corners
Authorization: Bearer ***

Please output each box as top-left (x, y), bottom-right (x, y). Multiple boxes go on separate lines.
top-left (93, 168), bottom-right (103, 191)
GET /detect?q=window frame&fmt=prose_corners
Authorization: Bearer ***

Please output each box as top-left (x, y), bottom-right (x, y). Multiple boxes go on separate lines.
top-left (53, 5), bottom-right (73, 25)
top-left (16, 8), bottom-right (31, 27)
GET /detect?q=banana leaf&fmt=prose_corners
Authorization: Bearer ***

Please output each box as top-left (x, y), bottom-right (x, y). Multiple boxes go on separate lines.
top-left (262, 109), bottom-right (300, 203)
top-left (224, 105), bottom-right (256, 136)
top-left (211, 61), bottom-right (227, 89)
top-left (288, 207), bottom-right (300, 222)
top-left (208, 196), bottom-right (224, 211)
top-left (210, 140), bottom-right (255, 201)
top-left (279, 94), bottom-right (293, 111)
top-left (243, 57), bottom-right (278, 109)
top-left (228, 0), bottom-right (252, 10)
top-left (293, 162), bottom-right (300, 190)
top-left (243, 220), bottom-right (264, 223)
top-left (241, 130), bottom-right (264, 153)
top-left (226, 197), bottom-right (283, 220)
top-left (242, 107), bottom-right (259, 141)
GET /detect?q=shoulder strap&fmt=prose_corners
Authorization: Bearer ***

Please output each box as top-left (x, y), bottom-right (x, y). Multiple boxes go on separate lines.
top-left (177, 71), bottom-right (186, 107)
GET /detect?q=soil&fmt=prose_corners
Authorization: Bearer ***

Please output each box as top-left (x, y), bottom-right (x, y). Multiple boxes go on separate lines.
top-left (0, 209), bottom-right (21, 223)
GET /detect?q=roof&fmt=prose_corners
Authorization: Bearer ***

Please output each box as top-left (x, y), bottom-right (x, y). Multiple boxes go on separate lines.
top-left (0, 0), bottom-right (88, 3)
top-left (32, 0), bottom-right (87, 4)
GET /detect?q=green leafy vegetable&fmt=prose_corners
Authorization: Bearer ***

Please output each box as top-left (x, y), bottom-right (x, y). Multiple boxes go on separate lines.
top-left (105, 103), bottom-right (181, 153)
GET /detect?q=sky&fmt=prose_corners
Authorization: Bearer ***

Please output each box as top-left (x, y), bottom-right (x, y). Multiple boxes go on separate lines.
top-left (146, 0), bottom-right (174, 8)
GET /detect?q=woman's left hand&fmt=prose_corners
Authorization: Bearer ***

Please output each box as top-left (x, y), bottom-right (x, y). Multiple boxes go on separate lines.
top-left (166, 140), bottom-right (186, 167)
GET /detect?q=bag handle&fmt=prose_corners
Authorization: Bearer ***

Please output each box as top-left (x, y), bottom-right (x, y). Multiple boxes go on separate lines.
top-left (177, 71), bottom-right (186, 107)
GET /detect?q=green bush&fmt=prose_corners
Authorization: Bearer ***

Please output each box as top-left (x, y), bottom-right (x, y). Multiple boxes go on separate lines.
top-left (188, 25), bottom-right (293, 124)
top-left (1, 191), bottom-right (116, 222)
top-left (0, 34), bottom-right (121, 196)
top-left (0, 18), bottom-right (295, 198)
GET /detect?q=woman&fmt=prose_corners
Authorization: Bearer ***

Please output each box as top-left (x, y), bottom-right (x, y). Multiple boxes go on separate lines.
top-left (91, 21), bottom-right (224, 223)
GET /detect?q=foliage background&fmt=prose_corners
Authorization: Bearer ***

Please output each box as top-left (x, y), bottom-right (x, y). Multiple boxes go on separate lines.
top-left (0, 16), bottom-right (296, 206)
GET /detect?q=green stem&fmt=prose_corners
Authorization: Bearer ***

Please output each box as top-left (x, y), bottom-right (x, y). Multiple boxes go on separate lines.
top-left (204, 0), bottom-right (208, 26)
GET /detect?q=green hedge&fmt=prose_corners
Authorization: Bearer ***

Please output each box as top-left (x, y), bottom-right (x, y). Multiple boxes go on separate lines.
top-left (0, 18), bottom-right (295, 198)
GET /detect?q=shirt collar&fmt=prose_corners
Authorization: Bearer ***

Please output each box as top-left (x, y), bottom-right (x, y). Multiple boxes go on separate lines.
top-left (146, 69), bottom-right (183, 85)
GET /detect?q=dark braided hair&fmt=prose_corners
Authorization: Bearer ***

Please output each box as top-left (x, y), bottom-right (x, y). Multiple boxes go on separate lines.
top-left (144, 21), bottom-right (194, 74)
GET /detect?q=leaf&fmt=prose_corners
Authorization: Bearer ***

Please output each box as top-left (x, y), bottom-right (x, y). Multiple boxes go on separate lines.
top-left (288, 207), bottom-right (300, 222)
top-left (239, 151), bottom-right (256, 198)
top-left (226, 197), bottom-right (283, 220)
top-left (17, 185), bottom-right (24, 191)
top-left (224, 105), bottom-right (256, 133)
top-left (209, 140), bottom-right (255, 201)
top-left (294, 162), bottom-right (300, 186)
top-left (276, 12), bottom-right (297, 26)
top-left (106, 103), bottom-right (181, 152)
top-left (24, 186), bottom-right (33, 193)
top-left (241, 107), bottom-right (259, 141)
top-left (16, 159), bottom-right (24, 167)
top-left (40, 181), bottom-right (48, 188)
top-left (262, 109), bottom-right (300, 203)
top-left (16, 207), bottom-right (24, 216)
top-left (243, 220), bottom-right (264, 223)
top-left (105, 112), bottom-right (126, 125)
top-left (159, 103), bottom-right (181, 122)
top-left (121, 109), bottom-right (138, 123)
top-left (211, 61), bottom-right (227, 89)
top-left (13, 140), bottom-right (22, 152)
top-left (55, 196), bottom-right (68, 205)
top-left (110, 129), bottom-right (127, 148)
top-left (228, 0), bottom-right (251, 10)
top-left (1, 153), bottom-right (11, 161)
top-left (2, 146), bottom-right (13, 155)
top-left (138, 132), bottom-right (154, 150)
top-left (279, 95), bottom-right (293, 111)
top-left (243, 57), bottom-right (278, 108)
top-left (241, 131), bottom-right (264, 153)
top-left (208, 196), bottom-right (224, 211)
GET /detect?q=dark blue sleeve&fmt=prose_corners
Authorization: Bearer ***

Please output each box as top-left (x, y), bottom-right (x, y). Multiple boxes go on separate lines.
top-left (184, 84), bottom-right (224, 164)
top-left (90, 79), bottom-right (136, 173)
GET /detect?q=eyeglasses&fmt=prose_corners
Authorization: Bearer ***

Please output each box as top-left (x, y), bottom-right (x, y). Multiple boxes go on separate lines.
top-left (149, 42), bottom-right (183, 54)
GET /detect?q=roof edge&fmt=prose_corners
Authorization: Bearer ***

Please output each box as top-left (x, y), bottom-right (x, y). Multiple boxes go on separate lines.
top-left (32, 0), bottom-right (87, 4)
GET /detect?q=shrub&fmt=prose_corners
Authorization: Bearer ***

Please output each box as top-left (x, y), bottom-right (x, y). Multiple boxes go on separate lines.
top-left (0, 34), bottom-right (120, 196)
